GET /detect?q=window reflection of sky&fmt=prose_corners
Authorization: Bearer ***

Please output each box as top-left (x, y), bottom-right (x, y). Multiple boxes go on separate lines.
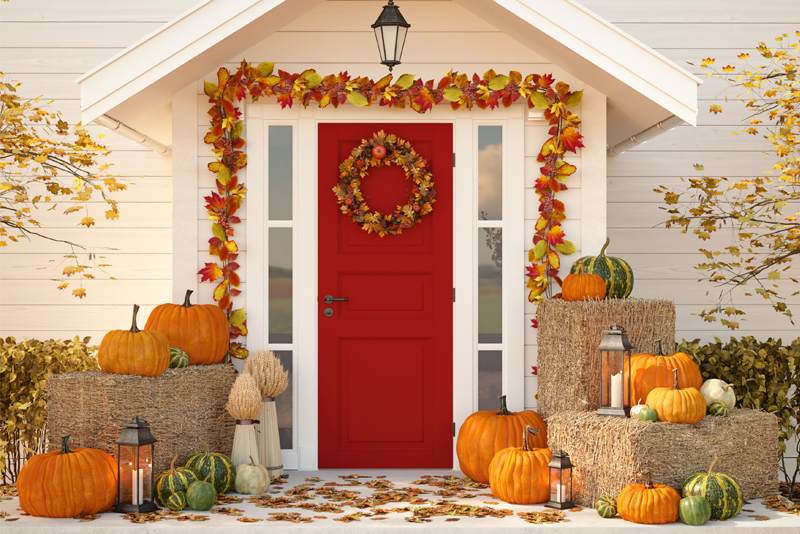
top-left (268, 126), bottom-right (293, 270)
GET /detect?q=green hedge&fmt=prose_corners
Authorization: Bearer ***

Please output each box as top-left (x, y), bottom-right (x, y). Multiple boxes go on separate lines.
top-left (1, 336), bottom-right (98, 483)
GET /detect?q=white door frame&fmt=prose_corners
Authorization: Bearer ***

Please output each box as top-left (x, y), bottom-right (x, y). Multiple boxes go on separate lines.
top-left (245, 103), bottom-right (525, 470)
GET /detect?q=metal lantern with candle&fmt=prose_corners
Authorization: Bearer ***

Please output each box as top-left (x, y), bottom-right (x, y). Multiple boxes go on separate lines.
top-left (371, 0), bottom-right (410, 72)
top-left (597, 323), bottom-right (633, 417)
top-left (113, 416), bottom-right (158, 513)
top-left (546, 450), bottom-right (574, 509)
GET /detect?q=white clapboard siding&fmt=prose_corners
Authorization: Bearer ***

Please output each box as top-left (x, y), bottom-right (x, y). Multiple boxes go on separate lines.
top-left (0, 0), bottom-right (197, 22)
top-left (0, 253), bottom-right (171, 280)
top-left (24, 202), bottom-right (171, 228)
top-left (0, 22), bottom-right (164, 48)
top-left (0, 280), bottom-right (171, 306)
top-left (575, 0), bottom-right (799, 23)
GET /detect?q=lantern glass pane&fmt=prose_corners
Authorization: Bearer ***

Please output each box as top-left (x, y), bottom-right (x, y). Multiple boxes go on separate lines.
top-left (395, 25), bottom-right (408, 61)
top-left (118, 444), bottom-right (152, 505)
top-left (563, 468), bottom-right (572, 501)
top-left (119, 446), bottom-right (135, 505)
top-left (601, 350), bottom-right (623, 408)
top-left (141, 444), bottom-right (153, 502)
top-left (549, 466), bottom-right (561, 502)
top-left (373, 27), bottom-right (386, 62)
top-left (382, 25), bottom-right (399, 61)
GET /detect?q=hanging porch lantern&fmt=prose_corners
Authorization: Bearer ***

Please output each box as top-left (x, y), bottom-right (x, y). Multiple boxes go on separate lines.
top-left (597, 323), bottom-right (633, 417)
top-left (113, 416), bottom-right (158, 513)
top-left (546, 449), bottom-right (574, 510)
top-left (371, 0), bottom-right (410, 72)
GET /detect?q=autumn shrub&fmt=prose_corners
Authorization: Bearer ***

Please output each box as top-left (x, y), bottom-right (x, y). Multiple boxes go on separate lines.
top-left (679, 336), bottom-right (800, 497)
top-left (0, 336), bottom-right (98, 483)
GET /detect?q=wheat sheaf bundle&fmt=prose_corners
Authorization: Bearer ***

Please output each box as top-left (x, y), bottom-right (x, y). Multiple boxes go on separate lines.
top-left (227, 373), bottom-right (262, 421)
top-left (243, 350), bottom-right (288, 398)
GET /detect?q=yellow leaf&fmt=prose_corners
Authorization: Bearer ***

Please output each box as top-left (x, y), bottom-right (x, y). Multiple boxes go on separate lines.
top-left (79, 217), bottom-right (95, 228)
top-left (72, 288), bottom-right (87, 299)
top-left (395, 74), bottom-right (415, 90)
top-left (547, 249), bottom-right (561, 269)
top-left (529, 92), bottom-right (549, 109)
top-left (347, 91), bottom-right (370, 107)
top-left (230, 307), bottom-right (246, 327)
top-left (564, 90), bottom-right (583, 108)
top-left (212, 223), bottom-right (227, 241)
top-left (57, 283), bottom-right (69, 290)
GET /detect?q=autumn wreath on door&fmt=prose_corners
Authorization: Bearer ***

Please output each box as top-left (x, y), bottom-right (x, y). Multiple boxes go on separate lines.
top-left (332, 130), bottom-right (436, 237)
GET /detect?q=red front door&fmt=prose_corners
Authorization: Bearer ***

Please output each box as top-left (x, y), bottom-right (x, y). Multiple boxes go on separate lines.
top-left (318, 123), bottom-right (453, 468)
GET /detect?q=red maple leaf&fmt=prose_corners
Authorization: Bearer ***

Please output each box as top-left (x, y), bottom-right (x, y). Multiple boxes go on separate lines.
top-left (530, 318), bottom-right (539, 329)
top-left (413, 87), bottom-right (436, 113)
top-left (531, 365), bottom-right (538, 375)
top-left (560, 127), bottom-right (585, 153)
top-left (199, 262), bottom-right (222, 282)
top-left (544, 224), bottom-right (565, 246)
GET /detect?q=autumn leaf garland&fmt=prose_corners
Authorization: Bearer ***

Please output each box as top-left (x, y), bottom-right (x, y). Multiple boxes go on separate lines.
top-left (202, 61), bottom-right (584, 356)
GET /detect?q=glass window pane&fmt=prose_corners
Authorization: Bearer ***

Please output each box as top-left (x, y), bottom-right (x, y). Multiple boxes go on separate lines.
top-left (478, 228), bottom-right (502, 343)
top-left (269, 228), bottom-right (292, 344)
top-left (478, 125), bottom-right (502, 220)
top-left (268, 125), bottom-right (293, 220)
top-left (478, 351), bottom-right (502, 411)
top-left (273, 350), bottom-right (293, 450)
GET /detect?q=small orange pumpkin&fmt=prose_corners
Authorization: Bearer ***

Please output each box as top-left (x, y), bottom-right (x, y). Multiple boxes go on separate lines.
top-left (489, 425), bottom-right (552, 504)
top-left (561, 261), bottom-right (606, 301)
top-left (144, 289), bottom-right (229, 365)
top-left (18, 436), bottom-right (117, 517)
top-left (98, 304), bottom-right (170, 376)
top-left (630, 340), bottom-right (703, 405)
top-left (617, 471), bottom-right (680, 524)
top-left (456, 395), bottom-right (547, 483)
top-left (646, 368), bottom-right (706, 424)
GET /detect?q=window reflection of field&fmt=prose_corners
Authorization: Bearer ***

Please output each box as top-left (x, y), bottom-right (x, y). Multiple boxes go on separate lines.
top-left (479, 264), bottom-right (502, 342)
top-left (269, 274), bottom-right (292, 336)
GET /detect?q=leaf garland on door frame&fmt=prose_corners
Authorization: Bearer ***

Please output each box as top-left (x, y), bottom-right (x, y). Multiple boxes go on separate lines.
top-left (201, 61), bottom-right (584, 357)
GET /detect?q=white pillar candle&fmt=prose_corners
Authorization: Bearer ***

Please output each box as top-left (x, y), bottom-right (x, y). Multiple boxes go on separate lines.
top-left (610, 372), bottom-right (623, 408)
top-left (131, 467), bottom-right (137, 505)
top-left (557, 483), bottom-right (564, 502)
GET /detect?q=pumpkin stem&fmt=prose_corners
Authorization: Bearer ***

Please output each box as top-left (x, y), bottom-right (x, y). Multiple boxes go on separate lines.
top-left (707, 455), bottom-right (719, 477)
top-left (497, 395), bottom-right (512, 416)
top-left (182, 289), bottom-right (194, 307)
top-left (130, 304), bottom-right (141, 333)
top-left (249, 455), bottom-right (256, 467)
top-left (522, 425), bottom-right (540, 452)
top-left (203, 474), bottom-right (211, 483)
top-left (60, 435), bottom-right (72, 454)
top-left (637, 470), bottom-right (654, 489)
top-left (574, 261), bottom-right (585, 275)
top-left (655, 339), bottom-right (663, 356)
top-left (199, 436), bottom-right (211, 456)
top-left (598, 236), bottom-right (611, 258)
top-left (169, 454), bottom-right (178, 474)
top-left (671, 368), bottom-right (680, 390)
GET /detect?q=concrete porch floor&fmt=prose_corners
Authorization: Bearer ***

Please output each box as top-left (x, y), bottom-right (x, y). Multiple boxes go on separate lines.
top-left (3, 469), bottom-right (800, 533)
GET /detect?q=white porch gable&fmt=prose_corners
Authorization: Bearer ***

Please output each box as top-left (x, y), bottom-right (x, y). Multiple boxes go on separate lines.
top-left (77, 0), bottom-right (700, 146)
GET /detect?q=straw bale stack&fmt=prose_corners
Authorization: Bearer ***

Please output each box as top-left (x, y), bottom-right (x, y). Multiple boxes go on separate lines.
top-left (46, 365), bottom-right (236, 475)
top-left (547, 409), bottom-right (779, 507)
top-left (536, 298), bottom-right (675, 418)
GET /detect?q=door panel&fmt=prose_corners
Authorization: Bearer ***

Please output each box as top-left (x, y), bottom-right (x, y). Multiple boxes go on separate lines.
top-left (318, 123), bottom-right (453, 468)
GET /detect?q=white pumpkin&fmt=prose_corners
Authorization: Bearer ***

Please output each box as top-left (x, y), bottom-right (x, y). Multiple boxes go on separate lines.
top-left (629, 398), bottom-right (647, 418)
top-left (699, 379), bottom-right (736, 410)
top-left (235, 456), bottom-right (270, 495)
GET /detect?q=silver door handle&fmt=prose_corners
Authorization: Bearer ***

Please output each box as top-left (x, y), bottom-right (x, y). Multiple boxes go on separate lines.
top-left (323, 295), bottom-right (348, 304)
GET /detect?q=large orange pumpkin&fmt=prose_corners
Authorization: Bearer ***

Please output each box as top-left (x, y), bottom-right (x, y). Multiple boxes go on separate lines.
top-left (617, 471), bottom-right (680, 524)
top-left (630, 341), bottom-right (702, 406)
top-left (18, 436), bottom-right (117, 517)
top-left (98, 304), bottom-right (170, 376)
top-left (456, 395), bottom-right (547, 483)
top-left (646, 368), bottom-right (706, 424)
top-left (561, 261), bottom-right (606, 301)
top-left (488, 425), bottom-right (552, 504)
top-left (144, 289), bottom-right (229, 365)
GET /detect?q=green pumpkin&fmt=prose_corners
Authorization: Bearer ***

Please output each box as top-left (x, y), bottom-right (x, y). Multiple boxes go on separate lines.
top-left (184, 437), bottom-right (235, 494)
top-left (638, 405), bottom-right (658, 422)
top-left (596, 495), bottom-right (617, 518)
top-left (169, 347), bottom-right (189, 368)
top-left (235, 456), bottom-right (270, 495)
top-left (708, 400), bottom-right (729, 417)
top-left (681, 456), bottom-right (743, 520)
top-left (571, 237), bottom-right (633, 299)
top-left (164, 491), bottom-right (187, 511)
top-left (679, 495), bottom-right (711, 525)
top-left (186, 476), bottom-right (216, 511)
top-left (155, 454), bottom-right (199, 507)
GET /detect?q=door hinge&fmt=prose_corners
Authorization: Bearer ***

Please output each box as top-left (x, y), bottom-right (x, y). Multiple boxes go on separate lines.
top-left (453, 153), bottom-right (456, 167)
top-left (453, 422), bottom-right (456, 436)
top-left (453, 288), bottom-right (456, 302)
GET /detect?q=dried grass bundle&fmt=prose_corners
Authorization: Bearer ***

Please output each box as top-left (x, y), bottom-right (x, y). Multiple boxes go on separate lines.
top-left (227, 373), bottom-right (262, 467)
top-left (243, 350), bottom-right (289, 397)
top-left (243, 350), bottom-right (289, 478)
top-left (537, 298), bottom-right (675, 418)
top-left (546, 409), bottom-right (779, 506)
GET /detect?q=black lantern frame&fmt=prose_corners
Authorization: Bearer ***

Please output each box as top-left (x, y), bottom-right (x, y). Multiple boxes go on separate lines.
top-left (113, 416), bottom-right (158, 513)
top-left (371, 0), bottom-right (410, 72)
top-left (546, 449), bottom-right (574, 509)
top-left (597, 323), bottom-right (633, 418)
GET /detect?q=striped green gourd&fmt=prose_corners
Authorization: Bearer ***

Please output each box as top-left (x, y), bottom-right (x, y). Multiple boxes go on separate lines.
top-left (595, 495), bottom-right (617, 518)
top-left (571, 237), bottom-right (633, 299)
top-left (169, 347), bottom-right (189, 368)
top-left (164, 491), bottom-right (187, 511)
top-left (708, 400), bottom-right (729, 417)
top-left (154, 454), bottom-right (198, 507)
top-left (184, 437), bottom-right (235, 494)
top-left (681, 456), bottom-right (743, 520)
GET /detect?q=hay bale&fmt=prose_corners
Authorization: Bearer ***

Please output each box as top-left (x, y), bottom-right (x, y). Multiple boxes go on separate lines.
top-left (46, 365), bottom-right (236, 476)
top-left (537, 298), bottom-right (675, 418)
top-left (547, 409), bottom-right (779, 506)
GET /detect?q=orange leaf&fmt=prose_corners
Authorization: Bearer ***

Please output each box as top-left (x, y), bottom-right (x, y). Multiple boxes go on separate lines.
top-left (535, 216), bottom-right (548, 231)
top-left (547, 249), bottom-right (561, 269)
top-left (199, 262), bottom-right (223, 282)
top-left (544, 224), bottom-right (565, 246)
top-left (559, 127), bottom-right (584, 152)
top-left (214, 279), bottom-right (229, 301)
